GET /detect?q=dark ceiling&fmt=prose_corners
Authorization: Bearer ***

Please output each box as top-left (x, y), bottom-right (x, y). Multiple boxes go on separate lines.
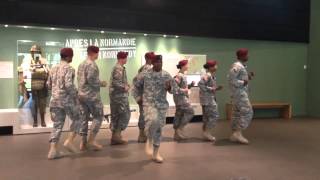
top-left (0, 0), bottom-right (310, 42)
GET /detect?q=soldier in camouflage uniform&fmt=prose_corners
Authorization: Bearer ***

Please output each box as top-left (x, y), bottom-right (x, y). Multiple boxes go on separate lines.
top-left (198, 60), bottom-right (223, 142)
top-left (109, 51), bottom-right (131, 145)
top-left (228, 48), bottom-right (254, 144)
top-left (78, 46), bottom-right (107, 151)
top-left (47, 48), bottom-right (81, 159)
top-left (133, 55), bottom-right (173, 163)
top-left (172, 60), bottom-right (195, 141)
top-left (132, 52), bottom-right (154, 143)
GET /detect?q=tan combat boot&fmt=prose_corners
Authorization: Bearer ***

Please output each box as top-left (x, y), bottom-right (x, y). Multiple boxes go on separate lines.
top-left (48, 143), bottom-right (61, 160)
top-left (203, 128), bottom-right (216, 142)
top-left (174, 128), bottom-right (187, 141)
top-left (145, 138), bottom-right (153, 156)
top-left (111, 130), bottom-right (128, 145)
top-left (88, 132), bottom-right (103, 151)
top-left (79, 136), bottom-right (88, 151)
top-left (138, 129), bottom-right (147, 143)
top-left (63, 132), bottom-right (78, 153)
top-left (230, 130), bottom-right (249, 144)
top-left (152, 146), bottom-right (164, 163)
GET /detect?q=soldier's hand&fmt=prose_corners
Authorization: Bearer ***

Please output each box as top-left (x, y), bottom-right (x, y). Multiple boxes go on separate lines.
top-left (100, 81), bottom-right (107, 87)
top-left (249, 72), bottom-right (254, 80)
top-left (243, 80), bottom-right (249, 86)
top-left (79, 95), bottom-right (85, 102)
top-left (182, 88), bottom-right (189, 93)
top-left (165, 81), bottom-right (171, 90)
top-left (216, 85), bottom-right (223, 91)
top-left (124, 84), bottom-right (130, 92)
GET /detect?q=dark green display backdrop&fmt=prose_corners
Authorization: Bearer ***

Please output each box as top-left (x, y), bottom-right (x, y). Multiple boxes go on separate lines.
top-left (0, 26), bottom-right (308, 118)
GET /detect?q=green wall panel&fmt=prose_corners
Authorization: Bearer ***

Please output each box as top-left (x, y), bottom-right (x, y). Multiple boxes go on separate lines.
top-left (307, 0), bottom-right (320, 117)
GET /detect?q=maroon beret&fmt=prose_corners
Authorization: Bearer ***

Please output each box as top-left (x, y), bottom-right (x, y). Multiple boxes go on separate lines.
top-left (117, 51), bottom-right (128, 59)
top-left (60, 48), bottom-right (74, 58)
top-left (203, 60), bottom-right (217, 69)
top-left (87, 46), bottom-right (99, 54)
top-left (177, 60), bottom-right (188, 69)
top-left (236, 48), bottom-right (249, 59)
top-left (152, 55), bottom-right (162, 63)
top-left (145, 52), bottom-right (156, 60)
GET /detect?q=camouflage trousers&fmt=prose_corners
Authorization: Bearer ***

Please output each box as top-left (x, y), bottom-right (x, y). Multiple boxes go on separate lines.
top-left (138, 104), bottom-right (145, 130)
top-left (231, 93), bottom-right (253, 130)
top-left (32, 89), bottom-right (47, 120)
top-left (202, 101), bottom-right (219, 130)
top-left (79, 100), bottom-right (104, 138)
top-left (49, 105), bottom-right (81, 143)
top-left (144, 106), bottom-right (167, 147)
top-left (173, 104), bottom-right (194, 130)
top-left (110, 97), bottom-right (131, 131)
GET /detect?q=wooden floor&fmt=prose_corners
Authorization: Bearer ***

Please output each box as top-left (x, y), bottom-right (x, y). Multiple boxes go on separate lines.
top-left (1, 118), bottom-right (320, 180)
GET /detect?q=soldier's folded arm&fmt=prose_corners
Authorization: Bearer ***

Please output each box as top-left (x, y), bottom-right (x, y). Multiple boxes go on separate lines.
top-left (173, 76), bottom-right (187, 95)
top-left (165, 74), bottom-right (174, 94)
top-left (112, 67), bottom-right (126, 92)
top-left (86, 67), bottom-right (101, 89)
top-left (229, 67), bottom-right (245, 87)
top-left (65, 68), bottom-right (77, 97)
top-left (198, 76), bottom-right (213, 92)
top-left (132, 74), bottom-right (144, 102)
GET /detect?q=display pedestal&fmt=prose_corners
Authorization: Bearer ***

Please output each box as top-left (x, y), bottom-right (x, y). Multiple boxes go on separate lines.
top-left (0, 109), bottom-right (18, 128)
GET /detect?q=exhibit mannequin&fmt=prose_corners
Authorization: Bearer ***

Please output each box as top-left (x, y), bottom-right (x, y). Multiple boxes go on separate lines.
top-left (172, 60), bottom-right (195, 141)
top-left (29, 45), bottom-right (49, 127)
top-left (228, 48), bottom-right (254, 144)
top-left (78, 46), bottom-right (107, 151)
top-left (198, 60), bottom-right (223, 142)
top-left (109, 51), bottom-right (131, 145)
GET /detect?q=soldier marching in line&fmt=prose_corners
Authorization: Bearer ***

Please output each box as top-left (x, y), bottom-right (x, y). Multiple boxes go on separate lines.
top-left (228, 48), bottom-right (254, 144)
top-left (133, 54), bottom-right (173, 163)
top-left (198, 60), bottom-right (223, 142)
top-left (78, 46), bottom-right (107, 151)
top-left (172, 60), bottom-right (195, 141)
top-left (109, 51), bottom-right (131, 145)
top-left (132, 52), bottom-right (155, 143)
top-left (47, 48), bottom-right (82, 159)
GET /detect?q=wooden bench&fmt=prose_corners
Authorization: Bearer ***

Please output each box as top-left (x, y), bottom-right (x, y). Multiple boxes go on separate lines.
top-left (226, 102), bottom-right (292, 120)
